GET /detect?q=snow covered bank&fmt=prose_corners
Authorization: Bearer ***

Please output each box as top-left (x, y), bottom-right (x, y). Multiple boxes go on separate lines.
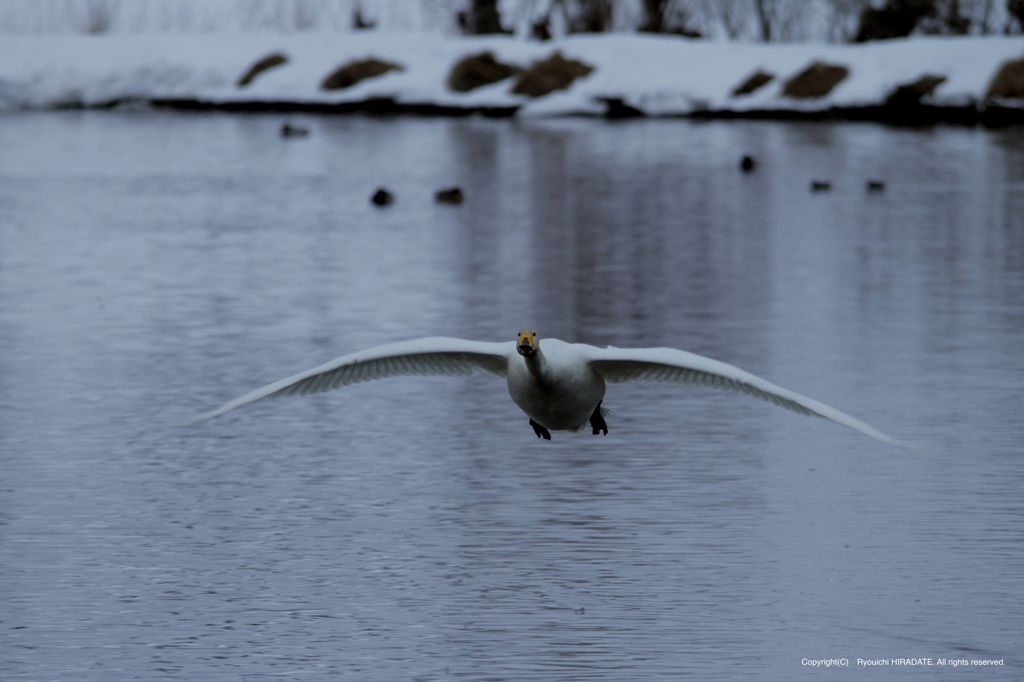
top-left (2, 32), bottom-right (1023, 124)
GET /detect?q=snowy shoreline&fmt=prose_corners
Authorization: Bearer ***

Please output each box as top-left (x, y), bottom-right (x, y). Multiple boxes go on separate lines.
top-left (3, 32), bottom-right (1023, 124)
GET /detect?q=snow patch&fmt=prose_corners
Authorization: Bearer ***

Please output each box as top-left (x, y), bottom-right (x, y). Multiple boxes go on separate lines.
top-left (1, 32), bottom-right (1022, 119)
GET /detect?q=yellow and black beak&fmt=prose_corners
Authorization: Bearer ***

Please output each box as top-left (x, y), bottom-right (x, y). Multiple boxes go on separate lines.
top-left (517, 331), bottom-right (536, 356)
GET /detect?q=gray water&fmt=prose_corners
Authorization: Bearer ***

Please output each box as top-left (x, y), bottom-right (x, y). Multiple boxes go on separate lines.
top-left (1, 111), bottom-right (1022, 680)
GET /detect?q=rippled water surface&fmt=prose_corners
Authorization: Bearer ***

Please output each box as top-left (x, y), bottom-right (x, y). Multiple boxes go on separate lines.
top-left (1, 111), bottom-right (1022, 680)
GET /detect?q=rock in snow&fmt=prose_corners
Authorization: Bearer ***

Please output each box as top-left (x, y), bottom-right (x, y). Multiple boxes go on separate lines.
top-left (1, 32), bottom-right (1023, 124)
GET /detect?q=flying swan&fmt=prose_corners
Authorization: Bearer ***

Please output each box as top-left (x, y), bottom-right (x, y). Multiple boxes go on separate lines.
top-left (195, 328), bottom-right (903, 445)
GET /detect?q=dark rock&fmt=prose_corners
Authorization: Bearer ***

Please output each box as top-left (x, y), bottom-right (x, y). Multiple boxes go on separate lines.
top-left (371, 188), bottom-right (394, 206)
top-left (731, 70), bottom-right (774, 97)
top-left (447, 52), bottom-right (519, 93)
top-left (237, 52), bottom-right (288, 88)
top-left (810, 180), bottom-right (832, 192)
top-left (986, 57), bottom-right (1024, 101)
top-left (321, 58), bottom-right (403, 91)
top-left (783, 61), bottom-right (850, 99)
top-left (512, 51), bottom-right (595, 98)
top-left (884, 74), bottom-right (947, 107)
top-left (280, 123), bottom-right (308, 137)
top-left (603, 98), bottom-right (645, 119)
top-left (740, 155), bottom-right (756, 172)
top-left (435, 187), bottom-right (464, 204)
top-left (867, 180), bottom-right (886, 191)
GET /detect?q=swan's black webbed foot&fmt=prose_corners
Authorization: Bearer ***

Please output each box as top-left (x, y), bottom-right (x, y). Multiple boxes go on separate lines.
top-left (590, 401), bottom-right (608, 436)
top-left (529, 419), bottom-right (551, 440)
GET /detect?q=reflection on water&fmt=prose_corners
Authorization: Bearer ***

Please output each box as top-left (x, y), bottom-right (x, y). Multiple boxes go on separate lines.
top-left (0, 112), bottom-right (1022, 680)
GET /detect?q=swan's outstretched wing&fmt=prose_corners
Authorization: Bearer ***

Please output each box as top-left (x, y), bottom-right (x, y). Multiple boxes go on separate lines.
top-left (194, 337), bottom-right (513, 422)
top-left (585, 345), bottom-right (906, 446)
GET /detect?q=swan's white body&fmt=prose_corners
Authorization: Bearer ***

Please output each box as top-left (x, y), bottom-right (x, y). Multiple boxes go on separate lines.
top-left (507, 338), bottom-right (607, 432)
top-left (195, 331), bottom-right (904, 446)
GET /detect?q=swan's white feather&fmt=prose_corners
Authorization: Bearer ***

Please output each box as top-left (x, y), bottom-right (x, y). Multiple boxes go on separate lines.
top-left (193, 337), bottom-right (512, 422)
top-left (584, 345), bottom-right (908, 446)
top-left (194, 332), bottom-right (906, 447)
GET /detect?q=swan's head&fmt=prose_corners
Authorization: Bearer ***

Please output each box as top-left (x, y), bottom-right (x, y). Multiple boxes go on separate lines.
top-left (517, 328), bottom-right (538, 357)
